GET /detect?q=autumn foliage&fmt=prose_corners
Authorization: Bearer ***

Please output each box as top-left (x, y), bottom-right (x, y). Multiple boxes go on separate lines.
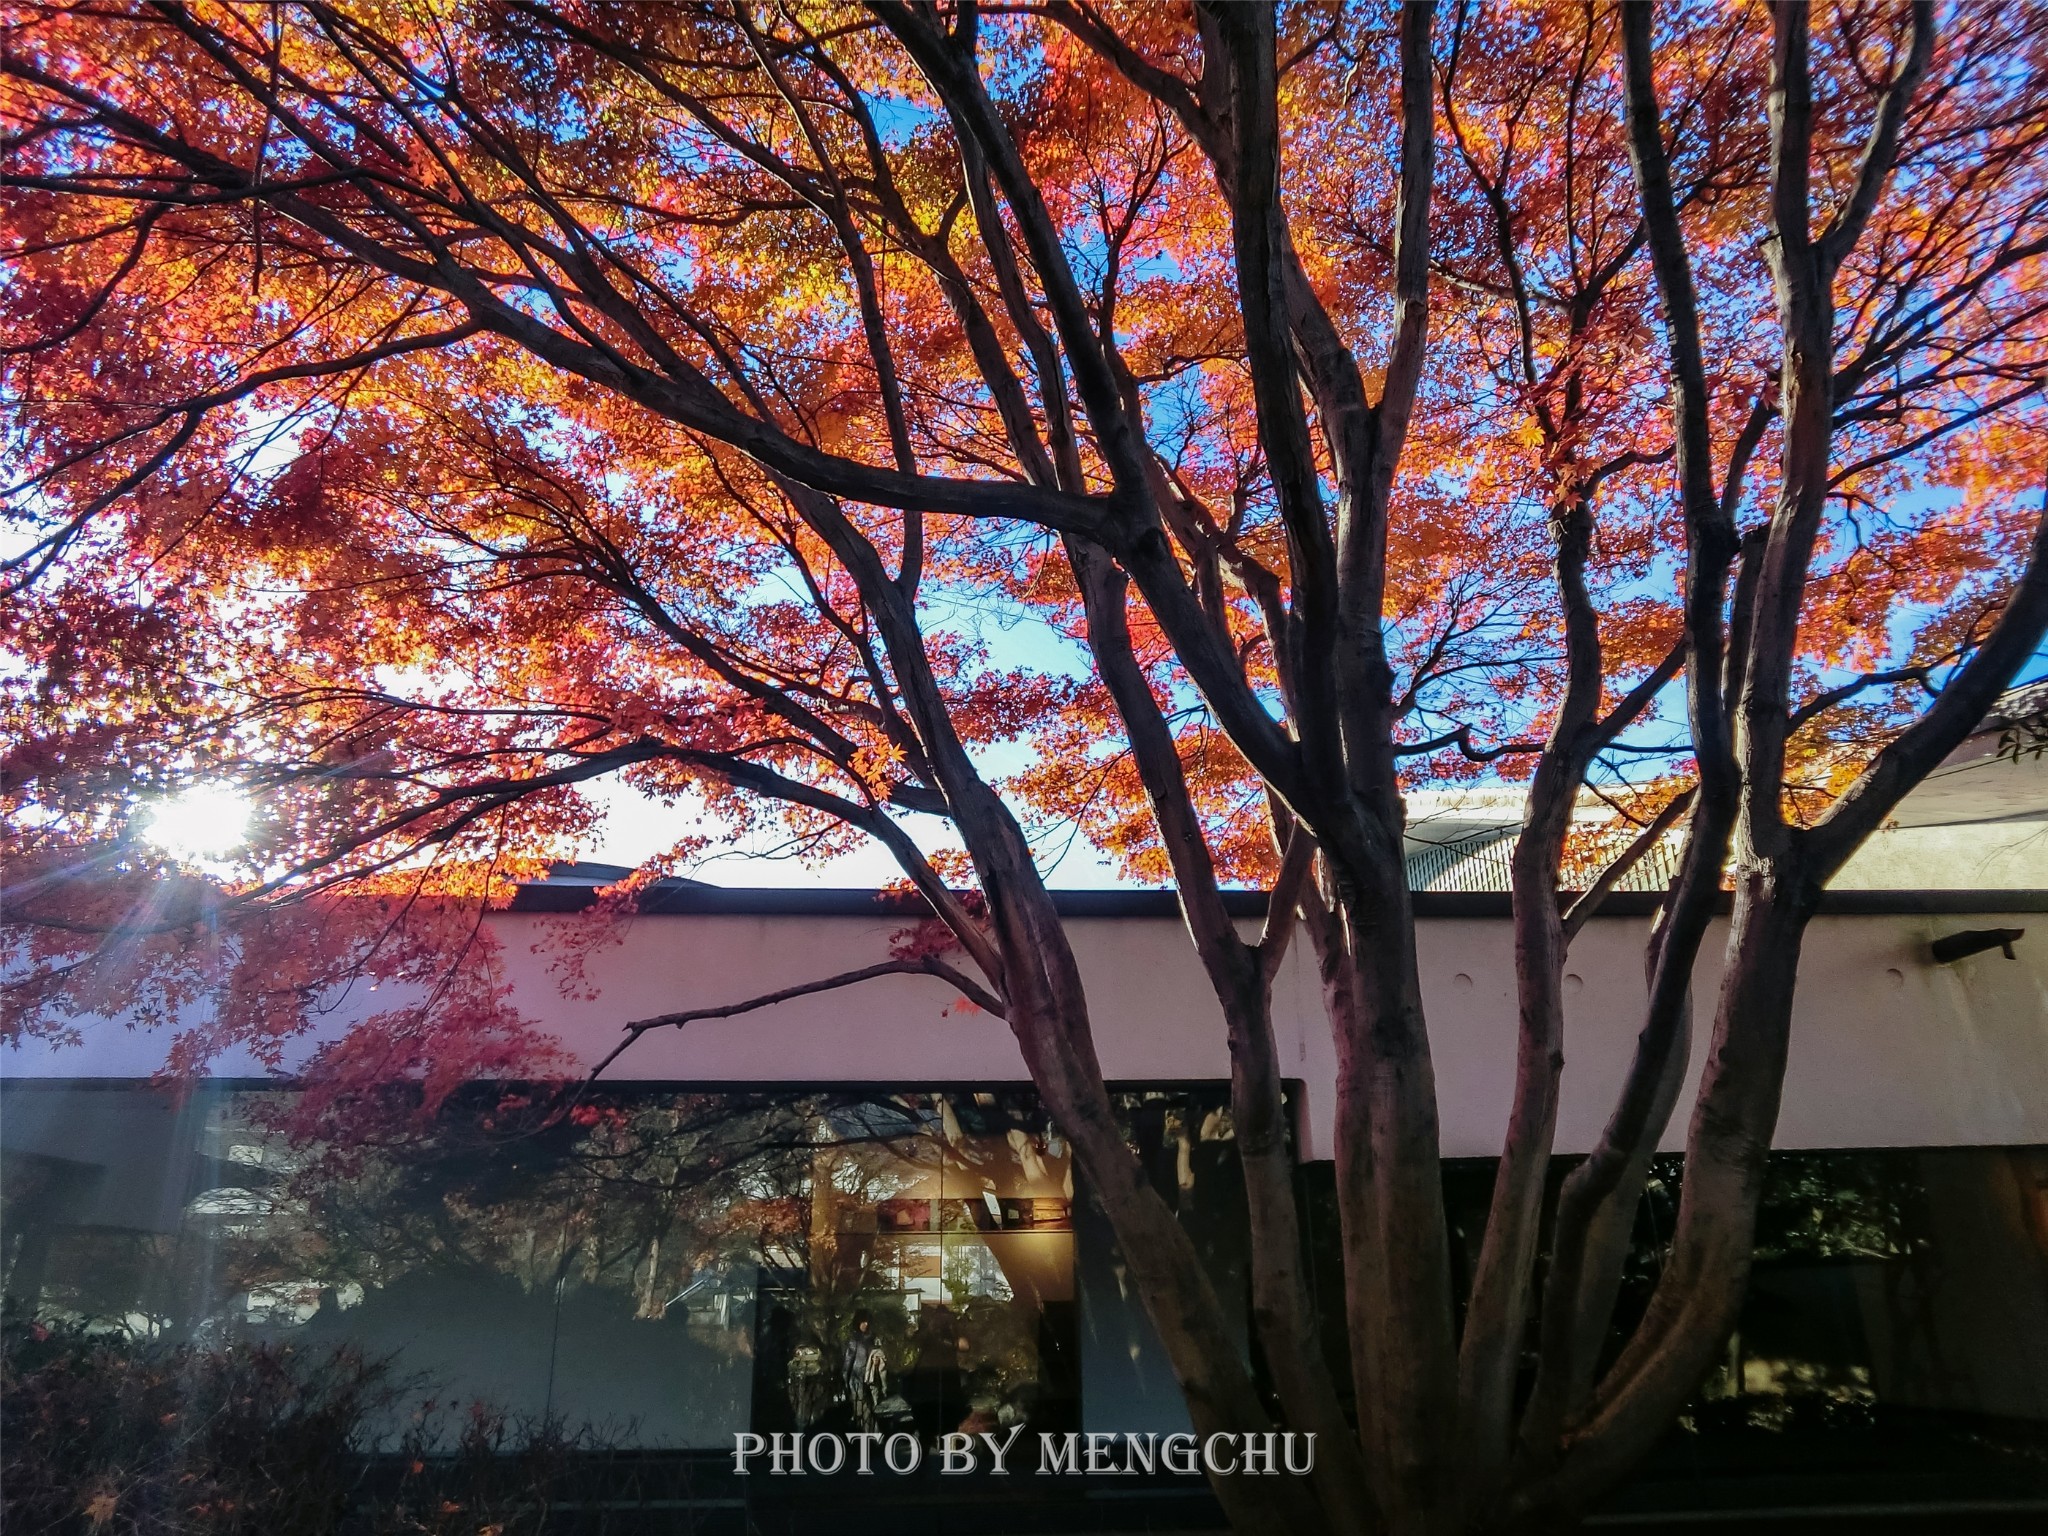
top-left (4, 2), bottom-right (2047, 1532)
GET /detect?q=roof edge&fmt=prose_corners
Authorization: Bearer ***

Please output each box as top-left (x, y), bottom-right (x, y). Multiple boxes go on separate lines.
top-left (505, 885), bottom-right (2048, 919)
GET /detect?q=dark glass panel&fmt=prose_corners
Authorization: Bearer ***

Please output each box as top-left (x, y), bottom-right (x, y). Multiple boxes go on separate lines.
top-left (742, 1088), bottom-right (1079, 1450)
top-left (1301, 1145), bottom-right (2048, 1515)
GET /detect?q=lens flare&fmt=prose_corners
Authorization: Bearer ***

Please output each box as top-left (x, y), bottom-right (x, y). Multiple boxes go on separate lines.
top-left (141, 785), bottom-right (250, 864)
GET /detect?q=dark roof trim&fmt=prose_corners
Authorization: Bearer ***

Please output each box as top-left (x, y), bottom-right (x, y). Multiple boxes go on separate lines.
top-left (507, 884), bottom-right (2048, 919)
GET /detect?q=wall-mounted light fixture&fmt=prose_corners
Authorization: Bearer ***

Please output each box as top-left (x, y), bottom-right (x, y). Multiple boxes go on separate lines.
top-left (1929, 927), bottom-right (2026, 965)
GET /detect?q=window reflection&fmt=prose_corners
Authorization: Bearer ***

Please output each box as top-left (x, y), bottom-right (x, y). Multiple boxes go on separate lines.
top-left (13, 1079), bottom-right (2034, 1517)
top-left (0, 1084), bottom-right (1114, 1452)
top-left (1425, 1147), bottom-right (2048, 1499)
top-left (748, 1090), bottom-right (1078, 1444)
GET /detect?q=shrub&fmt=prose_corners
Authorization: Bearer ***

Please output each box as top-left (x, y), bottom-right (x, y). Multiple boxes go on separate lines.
top-left (1, 1320), bottom-right (400, 1534)
top-left (3, 1320), bottom-right (665, 1535)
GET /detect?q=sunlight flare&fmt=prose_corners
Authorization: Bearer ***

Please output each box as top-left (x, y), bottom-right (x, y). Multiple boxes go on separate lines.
top-left (140, 785), bottom-right (250, 864)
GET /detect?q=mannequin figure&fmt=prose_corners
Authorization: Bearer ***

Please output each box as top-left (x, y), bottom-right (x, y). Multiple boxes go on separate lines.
top-left (842, 1308), bottom-right (888, 1431)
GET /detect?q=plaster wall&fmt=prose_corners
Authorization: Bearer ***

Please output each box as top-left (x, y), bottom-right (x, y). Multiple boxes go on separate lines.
top-left (10, 903), bottom-right (2043, 1161)
top-left (1830, 820), bottom-right (2048, 889)
top-left (476, 904), bottom-right (2048, 1159)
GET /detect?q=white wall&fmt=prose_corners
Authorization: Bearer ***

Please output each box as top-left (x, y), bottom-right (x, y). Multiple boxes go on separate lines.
top-left (472, 904), bottom-right (2048, 1159)
top-left (1830, 820), bottom-right (2048, 889)
top-left (11, 902), bottom-right (2044, 1160)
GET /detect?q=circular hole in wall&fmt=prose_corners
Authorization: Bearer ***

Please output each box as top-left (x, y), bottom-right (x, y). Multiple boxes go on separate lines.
top-left (1563, 973), bottom-right (1585, 995)
top-left (1452, 972), bottom-right (1474, 990)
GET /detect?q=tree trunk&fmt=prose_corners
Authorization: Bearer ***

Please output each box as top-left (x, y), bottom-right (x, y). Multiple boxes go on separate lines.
top-left (1013, 989), bottom-right (1330, 1536)
top-left (1521, 862), bottom-right (1819, 1523)
top-left (1315, 851), bottom-right (1461, 1534)
top-left (1068, 538), bottom-right (1371, 1531)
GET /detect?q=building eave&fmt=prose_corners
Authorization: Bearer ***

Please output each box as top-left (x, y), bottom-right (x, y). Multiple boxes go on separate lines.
top-left (505, 883), bottom-right (2048, 919)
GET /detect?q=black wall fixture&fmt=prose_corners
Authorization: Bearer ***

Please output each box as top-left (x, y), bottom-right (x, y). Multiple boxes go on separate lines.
top-left (1929, 927), bottom-right (2026, 964)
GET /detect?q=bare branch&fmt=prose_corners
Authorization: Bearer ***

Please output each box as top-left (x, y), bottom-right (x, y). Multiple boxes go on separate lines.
top-left (1562, 787), bottom-right (1697, 944)
top-left (1786, 662), bottom-right (1942, 733)
top-left (1820, 2), bottom-right (1935, 270)
top-left (1808, 483), bottom-right (2048, 870)
top-left (1258, 820), bottom-right (1319, 986)
top-left (1395, 725), bottom-right (1545, 763)
top-left (591, 956), bottom-right (1005, 1080)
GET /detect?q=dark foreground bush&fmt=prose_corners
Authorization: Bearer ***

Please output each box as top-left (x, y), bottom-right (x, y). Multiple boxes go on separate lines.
top-left (0, 1322), bottom-right (626, 1536)
top-left (2, 1320), bottom-right (399, 1534)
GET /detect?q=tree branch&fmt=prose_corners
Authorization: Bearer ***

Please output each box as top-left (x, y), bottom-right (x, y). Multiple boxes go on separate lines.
top-left (591, 956), bottom-right (1006, 1080)
top-left (1807, 485), bottom-right (2048, 870)
top-left (1562, 787), bottom-right (1697, 944)
top-left (1819, 2), bottom-right (1935, 270)
top-left (1786, 663), bottom-right (1941, 733)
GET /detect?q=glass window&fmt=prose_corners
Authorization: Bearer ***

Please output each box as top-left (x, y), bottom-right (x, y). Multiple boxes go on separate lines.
top-left (746, 1089), bottom-right (1079, 1444)
top-left (1077, 1089), bottom-right (1249, 1435)
top-left (6, 1083), bottom-right (1242, 1457)
top-left (13, 1077), bottom-right (2043, 1522)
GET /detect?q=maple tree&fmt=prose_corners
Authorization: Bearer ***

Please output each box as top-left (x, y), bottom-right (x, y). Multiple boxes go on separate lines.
top-left (4, 2), bottom-right (2048, 1532)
